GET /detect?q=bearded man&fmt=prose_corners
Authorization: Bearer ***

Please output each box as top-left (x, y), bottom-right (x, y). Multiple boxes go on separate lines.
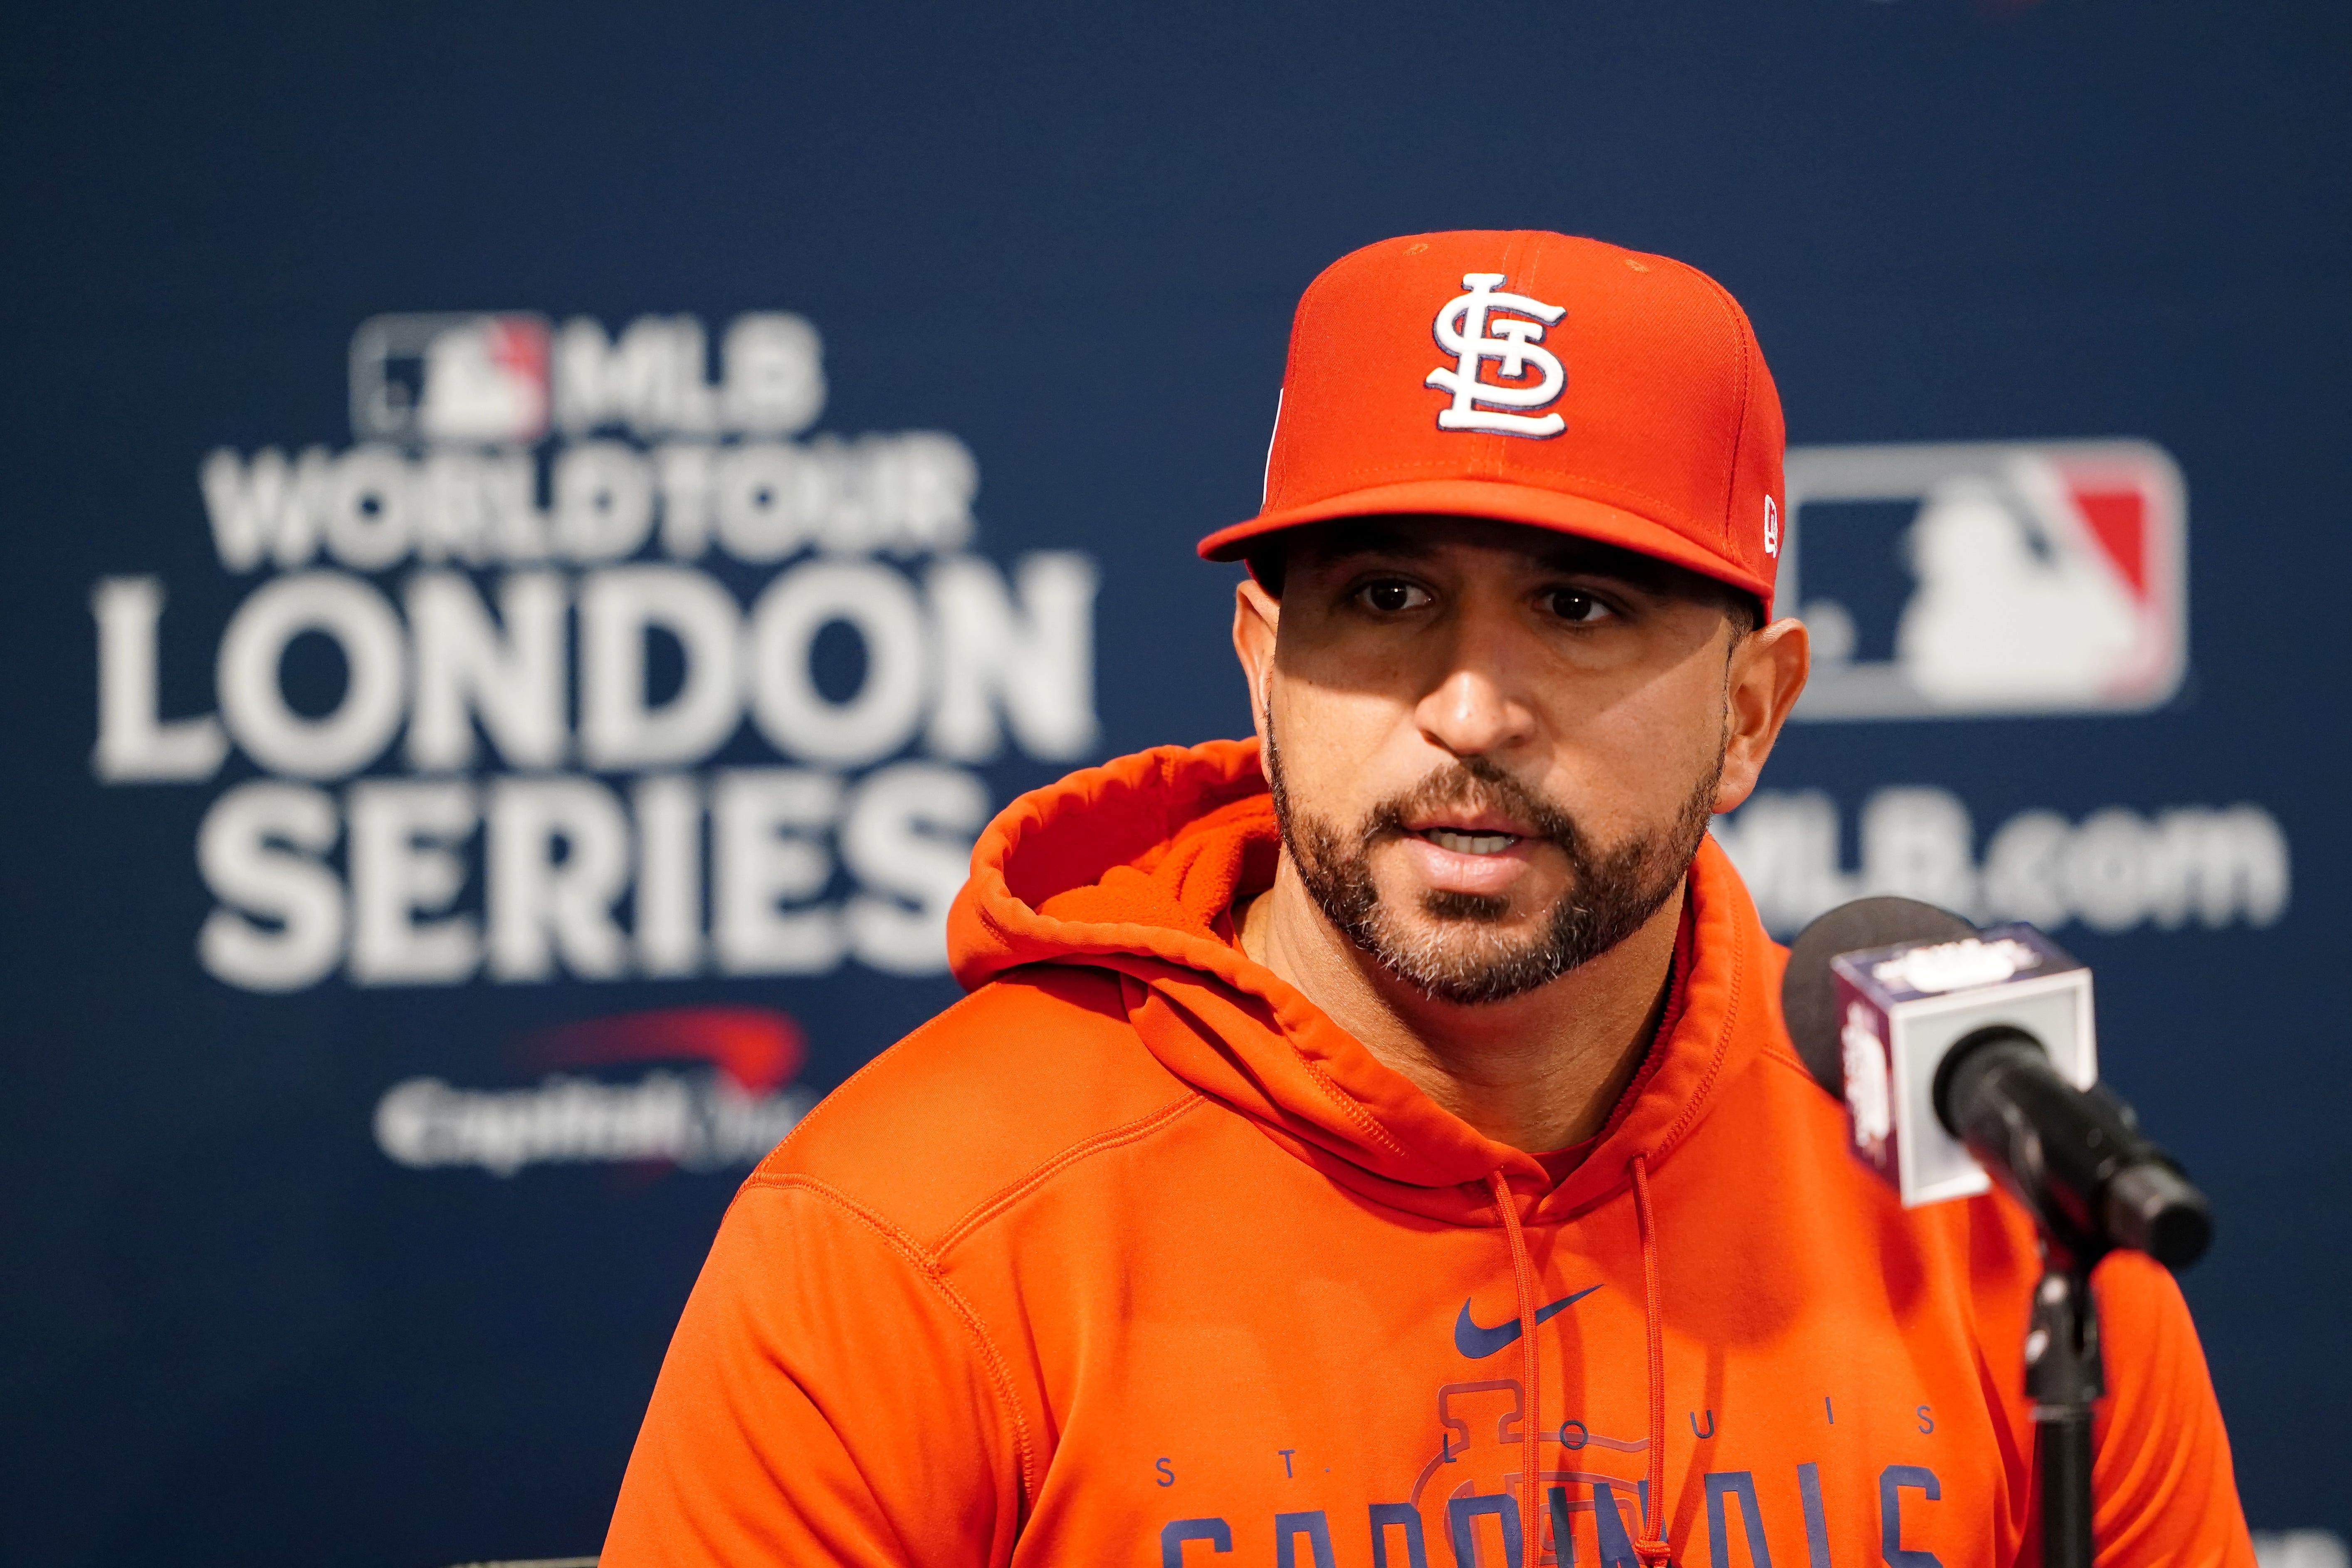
top-left (604, 232), bottom-right (2250, 1567)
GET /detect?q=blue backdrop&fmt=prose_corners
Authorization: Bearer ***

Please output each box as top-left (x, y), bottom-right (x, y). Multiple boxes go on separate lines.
top-left (3, 3), bottom-right (2346, 1562)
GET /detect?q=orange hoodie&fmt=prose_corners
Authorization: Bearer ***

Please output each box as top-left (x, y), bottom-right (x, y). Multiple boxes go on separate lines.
top-left (604, 740), bottom-right (2251, 1568)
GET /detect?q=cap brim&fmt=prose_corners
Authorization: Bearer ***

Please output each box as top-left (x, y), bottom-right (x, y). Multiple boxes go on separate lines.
top-left (1198, 478), bottom-right (1773, 610)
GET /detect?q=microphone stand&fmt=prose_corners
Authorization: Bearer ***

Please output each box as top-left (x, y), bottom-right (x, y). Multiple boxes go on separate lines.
top-left (2023, 1242), bottom-right (2100, 1568)
top-left (1939, 1032), bottom-right (2211, 1567)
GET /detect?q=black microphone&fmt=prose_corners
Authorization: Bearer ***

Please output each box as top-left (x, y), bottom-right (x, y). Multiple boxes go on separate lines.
top-left (1782, 896), bottom-right (2212, 1271)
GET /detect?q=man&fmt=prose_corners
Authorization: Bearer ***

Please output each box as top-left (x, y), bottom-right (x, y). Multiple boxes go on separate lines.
top-left (604, 232), bottom-right (2250, 1566)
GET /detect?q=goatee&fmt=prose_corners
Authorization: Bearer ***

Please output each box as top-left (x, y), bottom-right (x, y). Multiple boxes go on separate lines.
top-left (1263, 733), bottom-right (1718, 1006)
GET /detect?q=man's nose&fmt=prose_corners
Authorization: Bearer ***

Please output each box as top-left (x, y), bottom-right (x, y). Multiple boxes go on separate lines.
top-left (1413, 614), bottom-right (1538, 759)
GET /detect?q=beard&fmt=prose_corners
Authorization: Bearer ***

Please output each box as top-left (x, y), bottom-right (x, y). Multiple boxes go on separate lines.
top-left (1263, 731), bottom-right (1720, 1007)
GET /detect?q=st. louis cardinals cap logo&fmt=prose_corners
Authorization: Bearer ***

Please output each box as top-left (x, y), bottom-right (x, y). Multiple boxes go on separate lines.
top-left (1425, 272), bottom-right (1568, 438)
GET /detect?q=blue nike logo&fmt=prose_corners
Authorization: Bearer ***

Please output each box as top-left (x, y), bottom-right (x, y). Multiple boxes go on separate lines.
top-left (1453, 1285), bottom-right (1603, 1358)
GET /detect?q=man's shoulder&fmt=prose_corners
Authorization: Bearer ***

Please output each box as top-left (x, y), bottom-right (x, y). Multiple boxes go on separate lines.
top-left (746, 962), bottom-right (1197, 1249)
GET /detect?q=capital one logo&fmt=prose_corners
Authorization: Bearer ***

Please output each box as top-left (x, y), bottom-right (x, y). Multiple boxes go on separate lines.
top-left (1426, 273), bottom-right (1568, 438)
top-left (374, 1007), bottom-right (816, 1177)
top-left (1783, 441), bottom-right (2186, 719)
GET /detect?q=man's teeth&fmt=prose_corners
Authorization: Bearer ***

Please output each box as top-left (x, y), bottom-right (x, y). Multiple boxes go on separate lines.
top-left (1423, 829), bottom-right (1516, 856)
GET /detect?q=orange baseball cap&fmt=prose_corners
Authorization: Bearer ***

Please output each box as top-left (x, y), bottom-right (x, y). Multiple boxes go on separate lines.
top-left (1198, 230), bottom-right (1786, 615)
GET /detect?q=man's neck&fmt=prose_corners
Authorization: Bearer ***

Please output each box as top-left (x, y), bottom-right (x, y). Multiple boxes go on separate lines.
top-left (1236, 860), bottom-right (1684, 1153)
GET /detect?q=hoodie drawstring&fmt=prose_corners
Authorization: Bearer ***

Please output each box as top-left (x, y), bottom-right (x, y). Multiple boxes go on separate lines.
top-left (1485, 1170), bottom-right (1543, 1563)
top-left (1629, 1153), bottom-right (1671, 1567)
top-left (1486, 1157), bottom-right (1672, 1565)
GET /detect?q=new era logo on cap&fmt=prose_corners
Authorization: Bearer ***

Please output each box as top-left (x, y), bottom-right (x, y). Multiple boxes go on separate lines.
top-left (1201, 229), bottom-right (1787, 615)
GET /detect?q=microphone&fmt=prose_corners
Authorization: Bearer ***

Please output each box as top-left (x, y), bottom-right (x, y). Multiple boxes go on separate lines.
top-left (1782, 896), bottom-right (2211, 1271)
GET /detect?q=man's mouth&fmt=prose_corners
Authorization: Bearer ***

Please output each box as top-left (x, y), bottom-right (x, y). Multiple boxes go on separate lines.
top-left (1386, 799), bottom-right (1555, 899)
top-left (1417, 827), bottom-right (1521, 857)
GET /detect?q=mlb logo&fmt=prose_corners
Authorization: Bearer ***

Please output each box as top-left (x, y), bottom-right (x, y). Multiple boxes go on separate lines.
top-left (349, 312), bottom-right (551, 444)
top-left (1781, 441), bottom-right (2186, 719)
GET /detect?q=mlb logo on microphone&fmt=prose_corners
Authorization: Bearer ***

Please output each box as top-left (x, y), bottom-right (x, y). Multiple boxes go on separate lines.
top-left (1781, 441), bottom-right (2186, 720)
top-left (348, 311), bottom-right (552, 445)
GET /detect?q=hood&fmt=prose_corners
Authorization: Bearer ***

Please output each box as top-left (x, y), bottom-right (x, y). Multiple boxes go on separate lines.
top-left (947, 739), bottom-right (1781, 1229)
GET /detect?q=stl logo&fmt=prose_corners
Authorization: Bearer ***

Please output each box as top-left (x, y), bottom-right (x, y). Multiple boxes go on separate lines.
top-left (348, 311), bottom-right (552, 444)
top-left (1426, 273), bottom-right (1569, 438)
top-left (1781, 440), bottom-right (2187, 719)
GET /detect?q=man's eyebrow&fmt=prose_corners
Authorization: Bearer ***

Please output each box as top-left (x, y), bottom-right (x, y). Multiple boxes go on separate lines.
top-left (1302, 523), bottom-right (1692, 596)
top-left (1529, 542), bottom-right (1675, 587)
top-left (1308, 524), bottom-right (1436, 563)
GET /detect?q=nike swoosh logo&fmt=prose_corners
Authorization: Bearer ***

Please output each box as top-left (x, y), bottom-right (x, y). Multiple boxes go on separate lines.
top-left (1453, 1285), bottom-right (1604, 1358)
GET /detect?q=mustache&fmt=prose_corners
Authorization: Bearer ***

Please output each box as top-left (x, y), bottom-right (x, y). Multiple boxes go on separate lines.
top-left (1356, 757), bottom-right (1583, 852)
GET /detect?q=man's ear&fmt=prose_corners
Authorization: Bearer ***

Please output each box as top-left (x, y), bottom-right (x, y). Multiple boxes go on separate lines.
top-left (1714, 615), bottom-right (1811, 815)
top-left (1232, 578), bottom-right (1281, 745)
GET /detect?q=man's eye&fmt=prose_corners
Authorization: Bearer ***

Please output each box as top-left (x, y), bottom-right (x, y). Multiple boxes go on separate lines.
top-left (1548, 589), bottom-right (1613, 624)
top-left (1358, 580), bottom-right (1431, 613)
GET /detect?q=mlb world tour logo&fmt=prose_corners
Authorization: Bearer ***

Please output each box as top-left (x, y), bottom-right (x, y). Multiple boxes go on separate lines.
top-left (91, 311), bottom-right (1099, 994)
